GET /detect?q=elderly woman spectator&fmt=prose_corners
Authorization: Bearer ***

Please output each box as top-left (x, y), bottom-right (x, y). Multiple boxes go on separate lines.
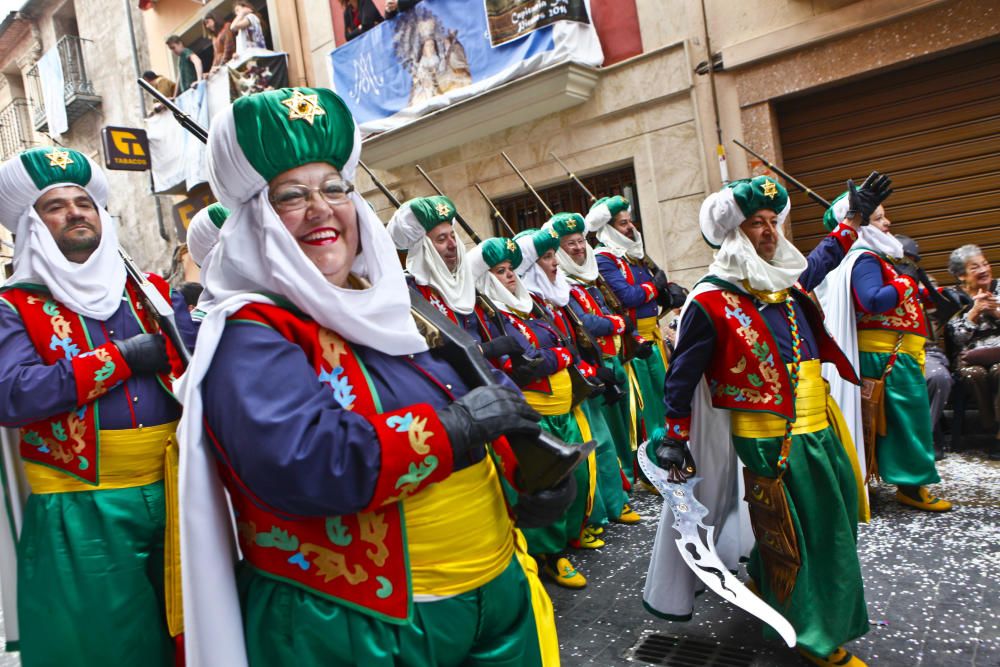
top-left (945, 244), bottom-right (1000, 455)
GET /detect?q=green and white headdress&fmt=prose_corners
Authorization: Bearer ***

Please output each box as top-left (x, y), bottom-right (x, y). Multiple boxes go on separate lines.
top-left (700, 175), bottom-right (805, 294)
top-left (201, 87), bottom-right (426, 354)
top-left (515, 224), bottom-right (571, 306)
top-left (544, 212), bottom-right (599, 283)
top-left (466, 237), bottom-right (533, 314)
top-left (187, 202), bottom-right (230, 267)
top-left (386, 195), bottom-right (475, 314)
top-left (0, 146), bottom-right (125, 319)
top-left (587, 195), bottom-right (646, 260)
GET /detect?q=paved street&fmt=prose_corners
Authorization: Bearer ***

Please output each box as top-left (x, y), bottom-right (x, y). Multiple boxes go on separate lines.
top-left (549, 450), bottom-right (1000, 666)
top-left (0, 451), bottom-right (994, 666)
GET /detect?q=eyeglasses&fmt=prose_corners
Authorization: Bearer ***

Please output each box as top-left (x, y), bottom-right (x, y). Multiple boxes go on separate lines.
top-left (269, 179), bottom-right (355, 213)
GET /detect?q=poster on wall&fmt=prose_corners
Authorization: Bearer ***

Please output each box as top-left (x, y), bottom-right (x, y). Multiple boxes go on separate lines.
top-left (330, 0), bottom-right (602, 134)
top-left (484, 0), bottom-right (590, 47)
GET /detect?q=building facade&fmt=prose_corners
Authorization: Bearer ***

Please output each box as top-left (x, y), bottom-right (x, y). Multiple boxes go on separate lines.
top-left (131, 0), bottom-right (999, 288)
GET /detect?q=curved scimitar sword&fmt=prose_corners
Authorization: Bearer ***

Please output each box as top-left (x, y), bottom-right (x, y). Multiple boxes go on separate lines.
top-left (639, 445), bottom-right (797, 648)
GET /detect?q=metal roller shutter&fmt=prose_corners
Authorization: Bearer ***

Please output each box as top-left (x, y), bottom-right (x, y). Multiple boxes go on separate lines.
top-left (777, 41), bottom-right (1000, 285)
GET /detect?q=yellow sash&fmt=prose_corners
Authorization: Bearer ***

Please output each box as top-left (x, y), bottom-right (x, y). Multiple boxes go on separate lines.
top-left (24, 420), bottom-right (176, 493)
top-left (637, 316), bottom-right (668, 367)
top-left (523, 368), bottom-right (573, 416)
top-left (406, 457), bottom-right (514, 597)
top-left (858, 329), bottom-right (925, 369)
top-left (730, 360), bottom-right (827, 438)
top-left (729, 361), bottom-right (870, 524)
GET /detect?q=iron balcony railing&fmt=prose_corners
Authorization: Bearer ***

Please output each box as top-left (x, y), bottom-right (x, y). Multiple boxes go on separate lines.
top-left (26, 34), bottom-right (101, 132)
top-left (0, 98), bottom-right (34, 160)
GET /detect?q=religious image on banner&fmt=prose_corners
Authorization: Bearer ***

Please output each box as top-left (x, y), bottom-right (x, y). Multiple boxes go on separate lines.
top-left (484, 0), bottom-right (589, 47)
top-left (394, 9), bottom-right (473, 105)
top-left (228, 53), bottom-right (289, 98)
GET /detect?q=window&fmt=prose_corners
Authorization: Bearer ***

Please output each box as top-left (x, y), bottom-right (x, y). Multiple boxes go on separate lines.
top-left (489, 163), bottom-right (640, 236)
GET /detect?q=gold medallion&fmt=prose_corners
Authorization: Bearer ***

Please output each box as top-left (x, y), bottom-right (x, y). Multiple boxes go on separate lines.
top-left (761, 179), bottom-right (778, 200)
top-left (281, 90), bottom-right (326, 126)
top-left (46, 149), bottom-right (74, 170)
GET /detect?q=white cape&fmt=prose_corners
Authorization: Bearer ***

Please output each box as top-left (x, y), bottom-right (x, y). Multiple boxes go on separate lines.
top-left (814, 249), bottom-right (867, 482)
top-left (642, 281), bottom-right (754, 619)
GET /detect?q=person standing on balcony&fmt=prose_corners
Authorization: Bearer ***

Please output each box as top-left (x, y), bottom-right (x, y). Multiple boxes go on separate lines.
top-left (231, 0), bottom-right (267, 58)
top-left (340, 0), bottom-right (384, 41)
top-left (0, 146), bottom-right (195, 665)
top-left (203, 13), bottom-right (236, 75)
top-left (142, 70), bottom-right (176, 99)
top-left (166, 35), bottom-right (203, 94)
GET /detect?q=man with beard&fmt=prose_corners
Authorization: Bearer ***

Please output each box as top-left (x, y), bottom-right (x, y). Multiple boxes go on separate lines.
top-left (586, 195), bottom-right (685, 450)
top-left (644, 174), bottom-right (875, 667)
top-left (818, 189), bottom-right (951, 512)
top-left (0, 147), bottom-right (195, 664)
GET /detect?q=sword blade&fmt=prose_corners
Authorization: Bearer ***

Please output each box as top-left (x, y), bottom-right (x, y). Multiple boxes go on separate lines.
top-left (639, 447), bottom-right (797, 647)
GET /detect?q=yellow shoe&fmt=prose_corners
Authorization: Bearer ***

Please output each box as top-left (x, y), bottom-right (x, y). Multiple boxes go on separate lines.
top-left (543, 557), bottom-right (587, 589)
top-left (586, 525), bottom-right (604, 536)
top-left (639, 480), bottom-right (662, 497)
top-left (798, 646), bottom-right (867, 666)
top-left (575, 531), bottom-right (605, 549)
top-left (617, 503), bottom-right (641, 524)
top-left (896, 486), bottom-right (952, 512)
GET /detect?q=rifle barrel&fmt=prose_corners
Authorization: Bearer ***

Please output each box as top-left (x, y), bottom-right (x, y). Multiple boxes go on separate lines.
top-left (731, 139), bottom-right (830, 209)
top-left (414, 165), bottom-right (482, 244)
top-left (137, 78), bottom-right (208, 144)
top-left (500, 152), bottom-right (554, 218)
top-left (474, 183), bottom-right (516, 237)
top-left (359, 161), bottom-right (403, 209)
top-left (549, 152), bottom-right (597, 203)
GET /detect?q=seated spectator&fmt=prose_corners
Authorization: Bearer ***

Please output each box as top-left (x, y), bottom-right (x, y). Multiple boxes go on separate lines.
top-left (384, 0), bottom-right (421, 18)
top-left (231, 0), bottom-right (268, 57)
top-left (897, 235), bottom-right (953, 459)
top-left (166, 35), bottom-right (203, 94)
top-left (142, 70), bottom-right (176, 98)
top-left (341, 0), bottom-right (383, 41)
top-left (945, 244), bottom-right (1000, 456)
top-left (203, 13), bottom-right (236, 74)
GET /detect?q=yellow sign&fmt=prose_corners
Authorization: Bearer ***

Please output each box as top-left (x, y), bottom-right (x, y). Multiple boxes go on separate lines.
top-left (101, 126), bottom-right (150, 172)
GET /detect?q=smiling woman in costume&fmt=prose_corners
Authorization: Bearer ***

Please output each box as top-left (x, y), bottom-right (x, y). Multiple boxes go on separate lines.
top-left (176, 87), bottom-right (563, 667)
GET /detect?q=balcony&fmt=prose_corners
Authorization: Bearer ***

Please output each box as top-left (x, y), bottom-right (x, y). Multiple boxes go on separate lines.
top-left (26, 35), bottom-right (101, 133)
top-left (0, 98), bottom-right (34, 160)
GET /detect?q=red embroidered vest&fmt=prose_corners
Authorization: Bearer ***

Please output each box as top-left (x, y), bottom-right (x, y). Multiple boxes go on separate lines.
top-left (569, 285), bottom-right (619, 356)
top-left (855, 252), bottom-right (929, 337)
top-left (212, 302), bottom-right (461, 623)
top-left (694, 285), bottom-right (857, 420)
top-left (1, 278), bottom-right (181, 485)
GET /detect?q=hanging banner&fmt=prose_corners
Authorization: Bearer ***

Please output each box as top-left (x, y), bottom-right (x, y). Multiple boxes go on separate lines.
top-left (228, 52), bottom-right (289, 98)
top-left (330, 0), bottom-right (602, 134)
top-left (484, 0), bottom-right (590, 47)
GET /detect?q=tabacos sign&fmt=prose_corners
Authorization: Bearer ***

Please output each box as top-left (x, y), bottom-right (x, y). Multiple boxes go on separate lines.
top-left (101, 126), bottom-right (150, 171)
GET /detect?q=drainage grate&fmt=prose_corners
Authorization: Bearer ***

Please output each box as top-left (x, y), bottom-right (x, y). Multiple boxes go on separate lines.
top-left (630, 633), bottom-right (755, 666)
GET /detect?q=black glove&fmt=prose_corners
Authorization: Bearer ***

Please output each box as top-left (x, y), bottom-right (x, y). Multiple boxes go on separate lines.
top-left (480, 335), bottom-right (521, 360)
top-left (894, 259), bottom-right (919, 281)
top-left (666, 282), bottom-right (688, 309)
top-left (635, 339), bottom-right (654, 359)
top-left (438, 386), bottom-right (542, 469)
top-left (653, 269), bottom-right (670, 294)
top-left (653, 435), bottom-right (696, 484)
top-left (509, 355), bottom-right (546, 387)
top-left (513, 473), bottom-right (577, 529)
top-left (595, 364), bottom-right (618, 385)
top-left (114, 333), bottom-right (170, 376)
top-left (847, 171), bottom-right (893, 224)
